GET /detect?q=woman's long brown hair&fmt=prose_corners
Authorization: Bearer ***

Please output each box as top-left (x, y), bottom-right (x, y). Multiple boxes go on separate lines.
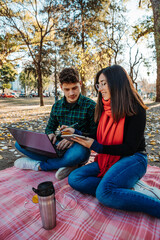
top-left (94, 65), bottom-right (148, 123)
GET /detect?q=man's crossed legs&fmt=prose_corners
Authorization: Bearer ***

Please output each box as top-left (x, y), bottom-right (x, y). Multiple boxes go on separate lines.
top-left (14, 141), bottom-right (90, 180)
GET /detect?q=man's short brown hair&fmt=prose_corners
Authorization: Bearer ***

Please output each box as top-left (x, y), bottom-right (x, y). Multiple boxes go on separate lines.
top-left (59, 68), bottom-right (80, 84)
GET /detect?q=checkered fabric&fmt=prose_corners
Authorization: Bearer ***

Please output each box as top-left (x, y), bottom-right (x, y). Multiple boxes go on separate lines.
top-left (0, 156), bottom-right (160, 240)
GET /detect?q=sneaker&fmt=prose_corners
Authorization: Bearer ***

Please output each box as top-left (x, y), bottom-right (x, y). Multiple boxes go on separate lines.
top-left (55, 165), bottom-right (79, 180)
top-left (14, 157), bottom-right (41, 171)
top-left (133, 180), bottom-right (160, 200)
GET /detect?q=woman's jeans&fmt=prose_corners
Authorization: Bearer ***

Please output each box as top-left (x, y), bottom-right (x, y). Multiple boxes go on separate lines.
top-left (69, 153), bottom-right (160, 218)
top-left (15, 142), bottom-right (90, 171)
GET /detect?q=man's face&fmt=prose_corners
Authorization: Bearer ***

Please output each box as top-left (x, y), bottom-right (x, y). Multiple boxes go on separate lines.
top-left (60, 82), bottom-right (82, 103)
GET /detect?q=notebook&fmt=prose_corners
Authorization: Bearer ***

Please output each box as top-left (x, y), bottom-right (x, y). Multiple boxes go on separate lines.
top-left (61, 134), bottom-right (87, 141)
top-left (8, 127), bottom-right (66, 158)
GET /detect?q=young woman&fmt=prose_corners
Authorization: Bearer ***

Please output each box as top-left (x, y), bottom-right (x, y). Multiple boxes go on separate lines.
top-left (66, 65), bottom-right (160, 218)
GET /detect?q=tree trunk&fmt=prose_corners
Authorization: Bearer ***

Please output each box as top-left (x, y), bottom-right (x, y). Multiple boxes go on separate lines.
top-left (37, 66), bottom-right (44, 106)
top-left (80, 0), bottom-right (86, 95)
top-left (81, 74), bottom-right (86, 95)
top-left (54, 55), bottom-right (58, 102)
top-left (39, 81), bottom-right (44, 106)
top-left (151, 0), bottom-right (160, 102)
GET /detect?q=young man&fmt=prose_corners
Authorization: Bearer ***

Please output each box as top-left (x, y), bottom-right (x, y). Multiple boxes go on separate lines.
top-left (14, 68), bottom-right (97, 180)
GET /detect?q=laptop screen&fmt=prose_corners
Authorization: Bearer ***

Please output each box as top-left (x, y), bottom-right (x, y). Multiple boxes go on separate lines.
top-left (8, 127), bottom-right (57, 157)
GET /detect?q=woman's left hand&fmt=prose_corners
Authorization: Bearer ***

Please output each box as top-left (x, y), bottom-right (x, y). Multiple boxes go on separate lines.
top-left (71, 136), bottom-right (94, 149)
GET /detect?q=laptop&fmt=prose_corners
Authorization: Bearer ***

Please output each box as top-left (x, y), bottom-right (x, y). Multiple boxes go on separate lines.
top-left (8, 127), bottom-right (66, 158)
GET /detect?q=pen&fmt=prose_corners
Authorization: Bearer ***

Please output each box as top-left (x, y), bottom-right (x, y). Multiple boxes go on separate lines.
top-left (69, 122), bottom-right (78, 128)
top-left (61, 122), bottom-right (78, 132)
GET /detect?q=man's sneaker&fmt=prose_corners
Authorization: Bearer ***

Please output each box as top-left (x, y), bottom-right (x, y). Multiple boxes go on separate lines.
top-left (133, 180), bottom-right (160, 200)
top-left (55, 165), bottom-right (79, 180)
top-left (14, 157), bottom-right (41, 171)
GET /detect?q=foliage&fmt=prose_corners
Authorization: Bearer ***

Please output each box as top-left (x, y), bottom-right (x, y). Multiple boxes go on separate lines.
top-left (19, 69), bottom-right (36, 91)
top-left (19, 62), bottom-right (52, 92)
top-left (57, 0), bottom-right (110, 93)
top-left (132, 16), bottom-right (154, 42)
top-left (0, 33), bottom-right (22, 66)
top-left (0, 63), bottom-right (17, 86)
top-left (75, 45), bottom-right (110, 84)
top-left (130, 0), bottom-right (160, 101)
top-left (0, 0), bottom-right (61, 105)
top-left (0, 0), bottom-right (159, 102)
top-left (59, 0), bottom-right (107, 49)
top-left (70, 0), bottom-right (129, 86)
top-left (99, 0), bottom-right (128, 65)
top-left (2, 83), bottom-right (11, 89)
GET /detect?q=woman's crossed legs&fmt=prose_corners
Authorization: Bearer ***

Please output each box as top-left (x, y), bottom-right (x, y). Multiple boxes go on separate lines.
top-left (69, 153), bottom-right (160, 218)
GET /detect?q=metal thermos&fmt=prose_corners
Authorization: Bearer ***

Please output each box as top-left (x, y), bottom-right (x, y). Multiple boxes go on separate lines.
top-left (32, 181), bottom-right (56, 230)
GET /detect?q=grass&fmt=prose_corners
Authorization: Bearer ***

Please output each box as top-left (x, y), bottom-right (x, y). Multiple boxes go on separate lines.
top-left (0, 97), bottom-right (55, 108)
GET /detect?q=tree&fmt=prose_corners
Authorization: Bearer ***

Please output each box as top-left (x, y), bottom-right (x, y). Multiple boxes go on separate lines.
top-left (127, 43), bottom-right (143, 89)
top-left (72, 0), bottom-right (128, 85)
top-left (0, 0), bottom-right (61, 106)
top-left (0, 62), bottom-right (17, 92)
top-left (75, 45), bottom-right (110, 87)
top-left (131, 0), bottom-right (160, 102)
top-left (58, 0), bottom-right (109, 94)
top-left (2, 83), bottom-right (11, 91)
top-left (150, 0), bottom-right (160, 101)
top-left (100, 0), bottom-right (128, 65)
top-left (19, 67), bottom-right (37, 94)
top-left (19, 58), bottom-right (52, 95)
top-left (0, 33), bottom-right (22, 66)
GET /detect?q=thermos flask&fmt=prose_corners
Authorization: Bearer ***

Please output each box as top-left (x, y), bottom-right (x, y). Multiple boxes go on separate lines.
top-left (32, 181), bottom-right (56, 230)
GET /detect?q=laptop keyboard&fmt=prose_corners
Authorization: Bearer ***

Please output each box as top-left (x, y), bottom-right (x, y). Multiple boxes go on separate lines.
top-left (53, 144), bottom-right (68, 158)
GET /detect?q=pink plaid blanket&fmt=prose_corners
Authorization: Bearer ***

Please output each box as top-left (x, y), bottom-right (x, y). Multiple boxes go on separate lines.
top-left (0, 163), bottom-right (160, 240)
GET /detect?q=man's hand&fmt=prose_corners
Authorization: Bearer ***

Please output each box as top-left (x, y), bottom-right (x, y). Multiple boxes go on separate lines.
top-left (57, 139), bottom-right (74, 150)
top-left (60, 125), bottom-right (75, 134)
top-left (48, 133), bottom-right (56, 144)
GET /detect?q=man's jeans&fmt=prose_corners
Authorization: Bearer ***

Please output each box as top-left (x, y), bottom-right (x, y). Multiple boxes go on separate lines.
top-left (69, 153), bottom-right (160, 218)
top-left (15, 142), bottom-right (90, 171)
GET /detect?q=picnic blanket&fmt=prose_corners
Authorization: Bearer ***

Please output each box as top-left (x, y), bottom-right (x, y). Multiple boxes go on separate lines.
top-left (0, 159), bottom-right (160, 240)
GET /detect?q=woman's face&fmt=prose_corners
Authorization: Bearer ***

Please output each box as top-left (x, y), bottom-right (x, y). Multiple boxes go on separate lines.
top-left (98, 73), bottom-right (111, 100)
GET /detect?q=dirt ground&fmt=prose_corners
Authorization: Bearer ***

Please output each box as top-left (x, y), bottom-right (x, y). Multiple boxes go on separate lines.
top-left (0, 97), bottom-right (160, 171)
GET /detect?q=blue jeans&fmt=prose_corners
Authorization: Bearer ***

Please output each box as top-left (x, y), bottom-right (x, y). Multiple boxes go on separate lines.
top-left (69, 153), bottom-right (160, 218)
top-left (15, 142), bottom-right (90, 171)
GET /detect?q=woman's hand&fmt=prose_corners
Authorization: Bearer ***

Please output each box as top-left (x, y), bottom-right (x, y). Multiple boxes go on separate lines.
top-left (71, 136), bottom-right (94, 149)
